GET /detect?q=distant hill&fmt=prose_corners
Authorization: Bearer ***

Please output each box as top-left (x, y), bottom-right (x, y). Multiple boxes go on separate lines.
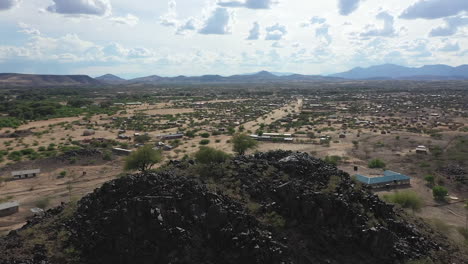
top-left (330, 64), bottom-right (468, 80)
top-left (0, 73), bottom-right (101, 87)
top-left (95, 74), bottom-right (126, 84)
top-left (125, 71), bottom-right (343, 84)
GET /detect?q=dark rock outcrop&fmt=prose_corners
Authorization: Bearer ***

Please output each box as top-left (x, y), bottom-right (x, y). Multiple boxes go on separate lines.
top-left (0, 151), bottom-right (465, 264)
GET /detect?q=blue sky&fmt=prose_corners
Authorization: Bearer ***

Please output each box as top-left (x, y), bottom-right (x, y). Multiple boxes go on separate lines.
top-left (0, 0), bottom-right (467, 78)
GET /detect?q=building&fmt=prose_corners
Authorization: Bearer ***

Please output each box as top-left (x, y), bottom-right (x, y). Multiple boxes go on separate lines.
top-left (11, 169), bottom-right (40, 180)
top-left (415, 145), bottom-right (428, 154)
top-left (160, 133), bottom-right (184, 140)
top-left (0, 201), bottom-right (19, 217)
top-left (354, 170), bottom-right (411, 189)
top-left (262, 133), bottom-right (293, 138)
top-left (112, 148), bottom-right (133, 156)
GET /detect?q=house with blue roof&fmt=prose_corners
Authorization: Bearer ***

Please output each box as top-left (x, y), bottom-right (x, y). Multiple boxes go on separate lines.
top-left (354, 170), bottom-right (411, 189)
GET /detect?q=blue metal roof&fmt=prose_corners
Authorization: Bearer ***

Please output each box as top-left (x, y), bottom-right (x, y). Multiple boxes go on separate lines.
top-left (355, 170), bottom-right (410, 185)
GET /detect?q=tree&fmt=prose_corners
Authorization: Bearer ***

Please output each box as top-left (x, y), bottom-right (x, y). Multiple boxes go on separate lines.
top-left (134, 134), bottom-right (151, 144)
top-left (424, 175), bottom-right (435, 186)
top-left (232, 133), bottom-right (258, 155)
top-left (432, 186), bottom-right (448, 201)
top-left (124, 145), bottom-right (163, 172)
top-left (368, 159), bottom-right (386, 169)
top-left (194, 147), bottom-right (231, 164)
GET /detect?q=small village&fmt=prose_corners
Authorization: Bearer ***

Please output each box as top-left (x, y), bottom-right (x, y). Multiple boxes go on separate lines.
top-left (0, 83), bottom-right (467, 247)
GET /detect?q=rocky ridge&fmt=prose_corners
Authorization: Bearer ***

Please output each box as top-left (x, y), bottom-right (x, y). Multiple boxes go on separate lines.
top-left (0, 151), bottom-right (465, 264)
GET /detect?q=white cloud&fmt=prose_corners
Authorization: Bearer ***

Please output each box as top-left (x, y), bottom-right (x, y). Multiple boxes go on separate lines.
top-left (361, 12), bottom-right (396, 37)
top-left (429, 16), bottom-right (468, 36)
top-left (246, 22), bottom-right (260, 40)
top-left (159, 0), bottom-right (178, 27)
top-left (18, 22), bottom-right (41, 36)
top-left (47, 0), bottom-right (111, 16)
top-left (199, 8), bottom-right (232, 35)
top-left (265, 23), bottom-right (287, 40)
top-left (338, 0), bottom-right (361, 16)
top-left (400, 0), bottom-right (468, 20)
top-left (316, 24), bottom-right (332, 45)
top-left (111, 14), bottom-right (139, 26)
top-left (438, 42), bottom-right (460, 52)
top-left (176, 18), bottom-right (198, 35)
top-left (218, 0), bottom-right (277, 9)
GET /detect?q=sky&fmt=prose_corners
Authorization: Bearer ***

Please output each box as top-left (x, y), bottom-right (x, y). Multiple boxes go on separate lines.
top-left (0, 0), bottom-right (467, 78)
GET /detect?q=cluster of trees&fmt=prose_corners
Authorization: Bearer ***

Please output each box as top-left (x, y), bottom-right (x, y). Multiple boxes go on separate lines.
top-left (125, 133), bottom-right (258, 172)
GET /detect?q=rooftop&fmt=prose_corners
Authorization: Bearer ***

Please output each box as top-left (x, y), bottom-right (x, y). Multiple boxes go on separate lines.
top-left (0, 201), bottom-right (19, 211)
top-left (355, 170), bottom-right (411, 185)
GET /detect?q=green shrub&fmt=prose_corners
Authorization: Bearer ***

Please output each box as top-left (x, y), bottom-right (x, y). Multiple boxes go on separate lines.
top-left (194, 147), bottom-right (231, 164)
top-left (263, 211), bottom-right (286, 229)
top-left (199, 139), bottom-right (210, 145)
top-left (368, 159), bottom-right (386, 168)
top-left (424, 175), bottom-right (435, 185)
top-left (35, 197), bottom-right (51, 209)
top-left (432, 186), bottom-right (448, 200)
top-left (200, 133), bottom-right (210, 138)
top-left (324, 155), bottom-right (342, 166)
top-left (383, 191), bottom-right (423, 211)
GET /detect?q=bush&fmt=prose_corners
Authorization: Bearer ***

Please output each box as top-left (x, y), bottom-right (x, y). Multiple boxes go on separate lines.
top-left (324, 155), bottom-right (342, 166)
top-left (35, 197), bottom-right (51, 209)
top-left (200, 133), bottom-right (210, 138)
top-left (368, 159), bottom-right (386, 168)
top-left (232, 133), bottom-right (258, 155)
top-left (199, 139), bottom-right (210, 145)
top-left (134, 134), bottom-right (151, 144)
top-left (194, 147), bottom-right (231, 164)
top-left (103, 151), bottom-right (113, 161)
top-left (383, 191), bottom-right (423, 211)
top-left (432, 186), bottom-right (448, 200)
top-left (424, 175), bottom-right (435, 185)
top-left (124, 145), bottom-right (163, 172)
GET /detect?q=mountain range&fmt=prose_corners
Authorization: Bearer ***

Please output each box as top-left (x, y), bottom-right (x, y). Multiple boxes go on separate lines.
top-left (330, 64), bottom-right (468, 80)
top-left (0, 73), bottom-right (100, 87)
top-left (97, 64), bottom-right (468, 84)
top-left (1, 64), bottom-right (467, 87)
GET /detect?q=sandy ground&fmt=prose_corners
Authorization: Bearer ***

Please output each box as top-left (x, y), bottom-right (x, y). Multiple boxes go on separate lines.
top-left (0, 158), bottom-right (123, 235)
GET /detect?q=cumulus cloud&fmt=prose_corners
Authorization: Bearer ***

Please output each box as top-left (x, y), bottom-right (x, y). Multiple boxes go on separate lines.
top-left (338, 0), bottom-right (361, 16)
top-left (438, 42), bottom-right (460, 52)
top-left (47, 0), bottom-right (111, 16)
top-left (400, 0), bottom-right (468, 20)
top-left (159, 0), bottom-right (178, 27)
top-left (361, 12), bottom-right (396, 37)
top-left (111, 14), bottom-right (139, 26)
top-left (199, 8), bottom-right (232, 35)
top-left (176, 18), bottom-right (197, 35)
top-left (316, 24), bottom-right (332, 45)
top-left (429, 16), bottom-right (468, 36)
top-left (18, 22), bottom-right (41, 36)
top-left (265, 23), bottom-right (287, 40)
top-left (0, 0), bottom-right (20, 11)
top-left (311, 16), bottom-right (326, 24)
top-left (246, 22), bottom-right (260, 40)
top-left (218, 0), bottom-right (277, 9)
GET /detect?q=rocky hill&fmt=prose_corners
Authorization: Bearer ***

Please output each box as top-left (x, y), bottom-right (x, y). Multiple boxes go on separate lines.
top-left (95, 74), bottom-right (127, 84)
top-left (0, 73), bottom-right (101, 88)
top-left (0, 151), bottom-right (465, 264)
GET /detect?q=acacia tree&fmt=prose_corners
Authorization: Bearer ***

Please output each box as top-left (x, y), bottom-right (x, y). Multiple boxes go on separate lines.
top-left (232, 133), bottom-right (258, 155)
top-left (124, 145), bottom-right (163, 172)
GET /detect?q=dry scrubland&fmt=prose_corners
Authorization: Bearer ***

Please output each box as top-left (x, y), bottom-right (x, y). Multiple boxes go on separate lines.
top-left (0, 82), bottom-right (467, 250)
